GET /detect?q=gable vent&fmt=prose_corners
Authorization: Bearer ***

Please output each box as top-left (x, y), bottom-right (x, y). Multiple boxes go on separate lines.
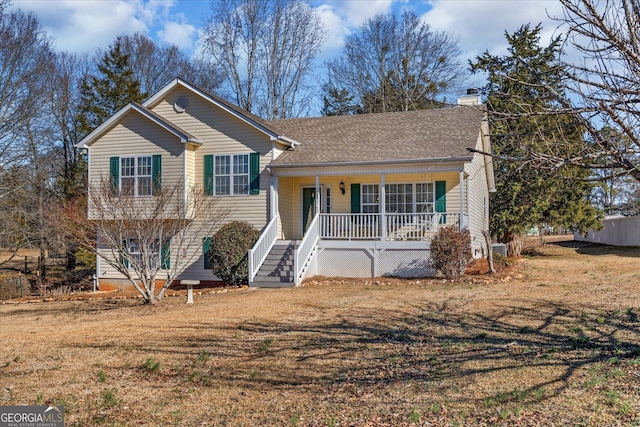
top-left (174, 96), bottom-right (189, 113)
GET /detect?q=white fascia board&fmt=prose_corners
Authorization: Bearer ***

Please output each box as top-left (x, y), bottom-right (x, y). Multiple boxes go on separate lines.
top-left (144, 78), bottom-right (280, 141)
top-left (269, 156), bottom-right (474, 170)
top-left (276, 135), bottom-right (301, 148)
top-left (75, 103), bottom-right (135, 149)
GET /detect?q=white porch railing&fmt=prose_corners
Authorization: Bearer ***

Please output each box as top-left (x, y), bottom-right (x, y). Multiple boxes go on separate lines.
top-left (248, 215), bottom-right (279, 283)
top-left (319, 212), bottom-right (464, 241)
top-left (294, 213), bottom-right (319, 285)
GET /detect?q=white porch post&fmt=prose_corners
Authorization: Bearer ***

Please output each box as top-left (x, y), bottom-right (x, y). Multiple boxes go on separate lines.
top-left (459, 170), bottom-right (464, 230)
top-left (315, 175), bottom-right (320, 215)
top-left (380, 173), bottom-right (386, 241)
top-left (269, 175), bottom-right (278, 219)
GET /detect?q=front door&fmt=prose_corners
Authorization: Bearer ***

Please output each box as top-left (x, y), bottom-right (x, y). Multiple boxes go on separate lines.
top-left (302, 187), bottom-right (317, 234)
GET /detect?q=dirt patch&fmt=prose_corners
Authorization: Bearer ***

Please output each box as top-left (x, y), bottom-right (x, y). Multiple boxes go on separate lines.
top-left (1, 237), bottom-right (640, 426)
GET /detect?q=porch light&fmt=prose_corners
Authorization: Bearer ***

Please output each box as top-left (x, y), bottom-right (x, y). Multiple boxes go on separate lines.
top-left (339, 180), bottom-right (346, 194)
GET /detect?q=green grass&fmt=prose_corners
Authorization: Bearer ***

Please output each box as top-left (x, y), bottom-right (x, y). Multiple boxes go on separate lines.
top-left (97, 370), bottom-right (107, 383)
top-left (142, 358), bottom-right (160, 373)
top-left (289, 413), bottom-right (300, 426)
top-left (196, 351), bottom-right (210, 363)
top-left (409, 408), bottom-right (420, 422)
top-left (259, 337), bottom-right (274, 352)
top-left (102, 389), bottom-right (119, 408)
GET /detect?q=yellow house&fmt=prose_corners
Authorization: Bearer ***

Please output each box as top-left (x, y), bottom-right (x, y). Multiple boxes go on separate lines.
top-left (78, 79), bottom-right (494, 289)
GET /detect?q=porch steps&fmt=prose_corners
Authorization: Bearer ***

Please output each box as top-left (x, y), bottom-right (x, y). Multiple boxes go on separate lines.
top-left (251, 240), bottom-right (298, 288)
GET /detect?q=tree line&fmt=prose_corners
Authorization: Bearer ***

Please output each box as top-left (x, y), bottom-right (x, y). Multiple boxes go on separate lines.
top-left (0, 0), bottom-right (636, 282)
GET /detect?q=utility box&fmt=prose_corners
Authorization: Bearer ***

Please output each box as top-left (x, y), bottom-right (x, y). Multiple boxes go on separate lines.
top-left (492, 243), bottom-right (507, 257)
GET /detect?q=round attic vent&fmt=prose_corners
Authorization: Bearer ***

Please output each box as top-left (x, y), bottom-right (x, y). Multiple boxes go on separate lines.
top-left (174, 96), bottom-right (189, 113)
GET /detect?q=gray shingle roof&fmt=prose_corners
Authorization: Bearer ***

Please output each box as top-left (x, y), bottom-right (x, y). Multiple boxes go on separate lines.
top-left (266, 106), bottom-right (485, 166)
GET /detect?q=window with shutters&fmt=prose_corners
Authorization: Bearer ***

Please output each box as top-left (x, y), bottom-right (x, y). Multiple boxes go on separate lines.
top-left (127, 238), bottom-right (158, 268)
top-left (121, 156), bottom-right (152, 196)
top-left (124, 238), bottom-right (170, 269)
top-left (205, 153), bottom-right (259, 196)
top-left (360, 183), bottom-right (437, 213)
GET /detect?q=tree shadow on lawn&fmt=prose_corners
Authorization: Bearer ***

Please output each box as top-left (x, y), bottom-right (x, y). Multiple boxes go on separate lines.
top-left (0, 298), bottom-right (140, 318)
top-left (68, 298), bottom-right (640, 413)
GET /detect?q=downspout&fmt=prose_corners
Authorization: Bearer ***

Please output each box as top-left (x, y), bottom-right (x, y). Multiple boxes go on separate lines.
top-left (380, 173), bottom-right (386, 241)
top-left (459, 170), bottom-right (464, 230)
top-left (183, 147), bottom-right (188, 217)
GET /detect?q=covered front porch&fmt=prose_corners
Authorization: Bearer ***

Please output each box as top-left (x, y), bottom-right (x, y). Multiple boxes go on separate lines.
top-left (248, 163), bottom-right (471, 286)
top-left (272, 168), bottom-right (469, 242)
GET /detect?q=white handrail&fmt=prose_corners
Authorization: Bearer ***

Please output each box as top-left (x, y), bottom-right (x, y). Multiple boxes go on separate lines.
top-left (248, 215), bottom-right (278, 283)
top-left (318, 212), bottom-right (462, 240)
top-left (294, 213), bottom-right (319, 285)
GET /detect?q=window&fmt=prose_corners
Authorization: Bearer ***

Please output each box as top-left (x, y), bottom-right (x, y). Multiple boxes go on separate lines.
top-left (214, 154), bottom-right (249, 195)
top-left (232, 154), bottom-right (249, 195)
top-left (416, 183), bottom-right (435, 213)
top-left (205, 153), bottom-right (259, 196)
top-left (127, 238), bottom-right (159, 268)
top-left (362, 184), bottom-right (379, 213)
top-left (121, 156), bottom-right (152, 196)
top-left (352, 183), bottom-right (434, 214)
top-left (124, 238), bottom-right (170, 269)
top-left (325, 187), bottom-right (331, 213)
top-left (386, 184), bottom-right (413, 213)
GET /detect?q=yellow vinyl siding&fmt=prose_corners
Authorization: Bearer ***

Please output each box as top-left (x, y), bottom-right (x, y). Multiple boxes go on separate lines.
top-left (150, 86), bottom-right (274, 230)
top-left (464, 133), bottom-right (491, 255)
top-left (88, 112), bottom-right (185, 220)
top-left (278, 177), bottom-right (296, 239)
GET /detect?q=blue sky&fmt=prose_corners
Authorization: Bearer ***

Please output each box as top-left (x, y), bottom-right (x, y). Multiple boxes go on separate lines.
top-left (12, 0), bottom-right (562, 61)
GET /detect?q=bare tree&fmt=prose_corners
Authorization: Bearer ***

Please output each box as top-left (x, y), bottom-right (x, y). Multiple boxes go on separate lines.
top-left (477, 0), bottom-right (640, 184)
top-left (202, 0), bottom-right (325, 119)
top-left (117, 32), bottom-right (224, 95)
top-left (0, 9), bottom-right (55, 272)
top-left (62, 179), bottom-right (230, 303)
top-left (326, 10), bottom-right (465, 114)
top-left (0, 9), bottom-right (53, 170)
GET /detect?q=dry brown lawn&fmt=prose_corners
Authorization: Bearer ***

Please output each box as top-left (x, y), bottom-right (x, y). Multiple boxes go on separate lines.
top-left (2, 237), bottom-right (640, 426)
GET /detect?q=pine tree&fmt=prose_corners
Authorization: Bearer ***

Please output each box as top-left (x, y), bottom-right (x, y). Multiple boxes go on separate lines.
top-left (78, 39), bottom-right (145, 136)
top-left (470, 24), bottom-right (601, 255)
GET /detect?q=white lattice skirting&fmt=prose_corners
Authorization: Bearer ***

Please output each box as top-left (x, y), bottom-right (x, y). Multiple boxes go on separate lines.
top-left (313, 247), bottom-right (434, 278)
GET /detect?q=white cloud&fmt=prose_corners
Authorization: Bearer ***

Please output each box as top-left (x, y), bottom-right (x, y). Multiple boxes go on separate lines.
top-left (314, 0), bottom-right (400, 58)
top-left (158, 20), bottom-right (196, 50)
top-left (332, 0), bottom-right (394, 26)
top-left (12, 0), bottom-right (151, 53)
top-left (422, 0), bottom-right (564, 62)
top-left (10, 0), bottom-right (190, 54)
top-left (315, 4), bottom-right (350, 55)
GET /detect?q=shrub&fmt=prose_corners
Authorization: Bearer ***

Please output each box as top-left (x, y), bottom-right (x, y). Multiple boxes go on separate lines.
top-left (209, 221), bottom-right (259, 286)
top-left (430, 226), bottom-right (473, 279)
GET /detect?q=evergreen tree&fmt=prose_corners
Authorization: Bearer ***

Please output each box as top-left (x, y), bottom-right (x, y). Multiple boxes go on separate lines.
top-left (321, 87), bottom-right (360, 116)
top-left (78, 39), bottom-right (145, 136)
top-left (470, 24), bottom-right (601, 255)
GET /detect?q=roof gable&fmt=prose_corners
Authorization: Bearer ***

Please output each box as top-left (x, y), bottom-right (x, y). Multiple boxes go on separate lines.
top-left (143, 78), bottom-right (289, 144)
top-left (76, 103), bottom-right (201, 148)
